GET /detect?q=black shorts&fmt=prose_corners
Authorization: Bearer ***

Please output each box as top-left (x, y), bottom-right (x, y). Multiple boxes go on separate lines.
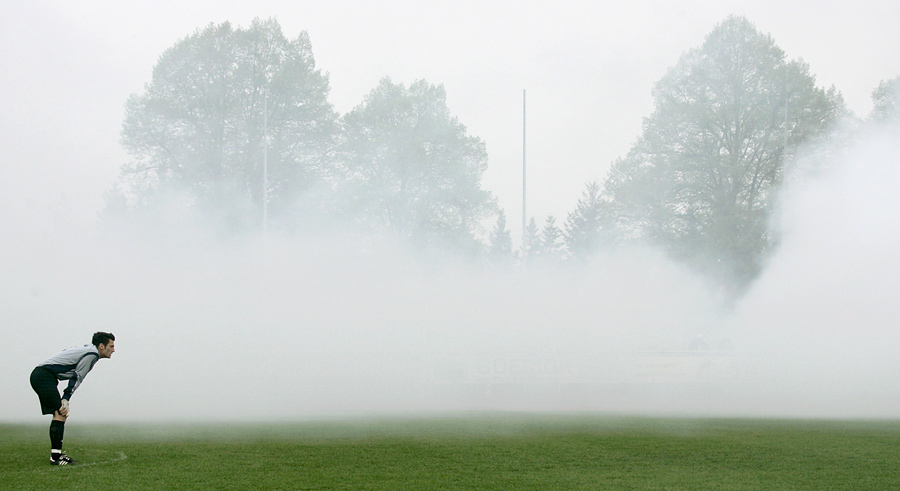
top-left (30, 367), bottom-right (62, 415)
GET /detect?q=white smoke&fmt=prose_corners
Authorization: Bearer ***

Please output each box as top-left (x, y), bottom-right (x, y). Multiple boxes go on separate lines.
top-left (2, 203), bottom-right (725, 422)
top-left (4, 117), bottom-right (899, 422)
top-left (725, 118), bottom-right (900, 418)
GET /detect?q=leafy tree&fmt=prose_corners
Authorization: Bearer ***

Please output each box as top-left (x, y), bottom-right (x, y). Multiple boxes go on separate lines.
top-left (565, 181), bottom-right (610, 258)
top-left (118, 18), bottom-right (339, 232)
top-left (602, 16), bottom-right (844, 288)
top-left (871, 77), bottom-right (900, 122)
top-left (339, 78), bottom-right (494, 252)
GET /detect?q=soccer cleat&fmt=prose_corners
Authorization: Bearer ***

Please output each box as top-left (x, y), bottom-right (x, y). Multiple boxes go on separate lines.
top-left (50, 453), bottom-right (77, 466)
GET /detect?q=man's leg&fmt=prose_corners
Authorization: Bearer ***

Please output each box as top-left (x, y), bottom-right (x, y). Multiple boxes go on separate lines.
top-left (50, 413), bottom-right (66, 458)
top-left (30, 367), bottom-right (75, 465)
top-left (48, 412), bottom-right (76, 465)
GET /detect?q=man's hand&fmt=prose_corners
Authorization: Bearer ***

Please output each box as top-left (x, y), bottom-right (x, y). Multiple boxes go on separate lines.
top-left (59, 399), bottom-right (69, 417)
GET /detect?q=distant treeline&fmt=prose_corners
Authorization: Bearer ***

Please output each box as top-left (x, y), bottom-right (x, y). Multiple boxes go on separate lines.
top-left (105, 16), bottom-right (899, 293)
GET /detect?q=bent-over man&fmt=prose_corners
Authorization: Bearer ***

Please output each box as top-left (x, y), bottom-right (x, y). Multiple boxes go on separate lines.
top-left (29, 332), bottom-right (116, 465)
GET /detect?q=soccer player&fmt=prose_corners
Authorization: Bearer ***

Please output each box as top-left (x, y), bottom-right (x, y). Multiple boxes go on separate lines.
top-left (29, 332), bottom-right (116, 465)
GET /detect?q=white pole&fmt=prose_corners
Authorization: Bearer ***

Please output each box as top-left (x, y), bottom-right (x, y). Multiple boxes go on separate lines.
top-left (263, 91), bottom-right (268, 238)
top-left (522, 89), bottom-right (527, 250)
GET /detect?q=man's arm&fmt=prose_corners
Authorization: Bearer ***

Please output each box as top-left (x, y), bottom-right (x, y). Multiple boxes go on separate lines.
top-left (62, 353), bottom-right (99, 401)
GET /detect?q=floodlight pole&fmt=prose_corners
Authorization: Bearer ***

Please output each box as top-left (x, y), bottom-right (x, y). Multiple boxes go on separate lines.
top-left (522, 89), bottom-right (527, 249)
top-left (263, 91), bottom-right (268, 239)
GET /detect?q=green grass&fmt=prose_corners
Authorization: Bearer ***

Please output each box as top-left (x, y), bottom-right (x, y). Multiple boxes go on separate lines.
top-left (2, 414), bottom-right (899, 490)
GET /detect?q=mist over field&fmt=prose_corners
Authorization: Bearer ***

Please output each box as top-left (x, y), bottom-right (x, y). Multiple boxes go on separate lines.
top-left (2, 116), bottom-right (898, 422)
top-left (2, 211), bottom-right (721, 421)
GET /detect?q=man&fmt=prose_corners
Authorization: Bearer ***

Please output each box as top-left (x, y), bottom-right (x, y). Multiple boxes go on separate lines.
top-left (29, 332), bottom-right (116, 466)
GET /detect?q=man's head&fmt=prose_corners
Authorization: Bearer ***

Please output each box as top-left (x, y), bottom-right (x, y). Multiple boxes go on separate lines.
top-left (92, 332), bottom-right (116, 359)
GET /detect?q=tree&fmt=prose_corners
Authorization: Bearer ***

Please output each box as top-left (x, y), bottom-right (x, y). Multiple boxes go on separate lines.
top-left (565, 181), bottom-right (610, 258)
top-left (538, 216), bottom-right (566, 261)
top-left (602, 16), bottom-right (844, 288)
top-left (118, 18), bottom-right (339, 232)
top-left (523, 216), bottom-right (565, 263)
top-left (521, 217), bottom-right (540, 262)
top-left (339, 78), bottom-right (495, 252)
top-left (488, 210), bottom-right (513, 260)
top-left (871, 77), bottom-right (900, 122)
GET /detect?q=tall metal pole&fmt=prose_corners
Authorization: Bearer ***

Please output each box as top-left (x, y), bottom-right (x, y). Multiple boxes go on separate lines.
top-left (263, 91), bottom-right (268, 238)
top-left (522, 89), bottom-right (527, 249)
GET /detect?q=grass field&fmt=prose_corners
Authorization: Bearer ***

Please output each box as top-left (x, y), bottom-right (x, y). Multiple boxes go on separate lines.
top-left (2, 414), bottom-right (899, 490)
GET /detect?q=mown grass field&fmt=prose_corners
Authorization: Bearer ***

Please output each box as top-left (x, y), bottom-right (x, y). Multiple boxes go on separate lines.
top-left (2, 414), bottom-right (899, 490)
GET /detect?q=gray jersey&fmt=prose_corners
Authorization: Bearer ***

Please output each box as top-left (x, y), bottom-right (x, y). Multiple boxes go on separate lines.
top-left (37, 344), bottom-right (100, 400)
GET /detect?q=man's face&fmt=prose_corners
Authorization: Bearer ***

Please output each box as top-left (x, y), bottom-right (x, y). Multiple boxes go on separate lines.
top-left (98, 340), bottom-right (115, 359)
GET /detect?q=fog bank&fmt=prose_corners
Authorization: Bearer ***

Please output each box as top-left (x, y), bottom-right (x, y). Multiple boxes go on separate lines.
top-left (725, 120), bottom-right (900, 418)
top-left (4, 121), bottom-right (900, 422)
top-left (3, 212), bottom-right (728, 421)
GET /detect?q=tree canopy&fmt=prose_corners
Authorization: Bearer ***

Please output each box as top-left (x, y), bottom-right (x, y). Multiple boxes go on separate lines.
top-left (119, 18), bottom-right (339, 232)
top-left (338, 78), bottom-right (495, 252)
top-left (871, 76), bottom-right (900, 123)
top-left (601, 16), bottom-right (845, 288)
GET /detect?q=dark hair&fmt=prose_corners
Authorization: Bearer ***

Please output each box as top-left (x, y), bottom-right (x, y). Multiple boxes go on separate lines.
top-left (92, 331), bottom-right (115, 347)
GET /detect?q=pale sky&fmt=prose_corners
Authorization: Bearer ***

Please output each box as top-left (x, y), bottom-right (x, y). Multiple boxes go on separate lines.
top-left (2, 0), bottom-right (898, 241)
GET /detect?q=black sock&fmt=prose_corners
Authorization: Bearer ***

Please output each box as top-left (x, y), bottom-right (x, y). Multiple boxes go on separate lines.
top-left (49, 420), bottom-right (65, 454)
